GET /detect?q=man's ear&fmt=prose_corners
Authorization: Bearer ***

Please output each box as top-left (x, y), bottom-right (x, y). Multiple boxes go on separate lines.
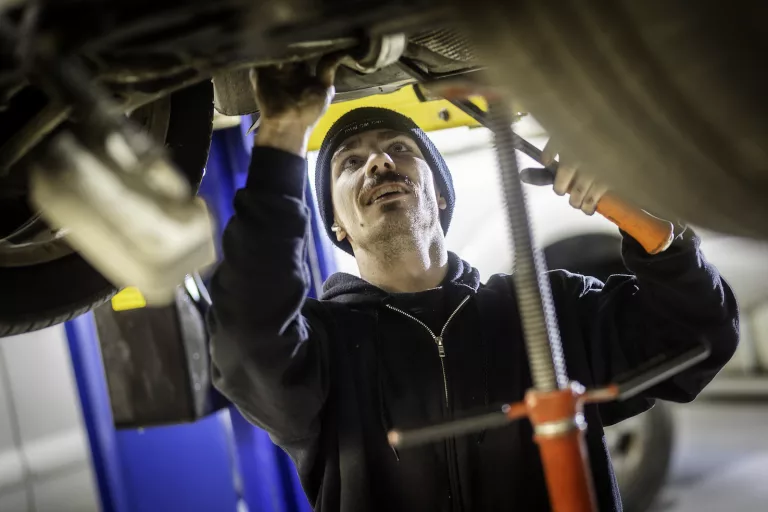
top-left (437, 191), bottom-right (447, 210)
top-left (331, 221), bottom-right (347, 242)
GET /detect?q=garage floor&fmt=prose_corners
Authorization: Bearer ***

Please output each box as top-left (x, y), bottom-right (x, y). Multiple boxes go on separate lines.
top-left (651, 401), bottom-right (768, 511)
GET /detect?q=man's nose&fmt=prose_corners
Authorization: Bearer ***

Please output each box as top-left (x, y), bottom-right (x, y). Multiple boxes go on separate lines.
top-left (365, 151), bottom-right (395, 177)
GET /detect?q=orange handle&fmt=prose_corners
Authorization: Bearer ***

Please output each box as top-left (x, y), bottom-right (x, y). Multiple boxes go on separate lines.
top-left (596, 194), bottom-right (674, 255)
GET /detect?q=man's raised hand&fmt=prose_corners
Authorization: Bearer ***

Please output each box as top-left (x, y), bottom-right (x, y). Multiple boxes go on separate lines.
top-left (251, 54), bottom-right (343, 156)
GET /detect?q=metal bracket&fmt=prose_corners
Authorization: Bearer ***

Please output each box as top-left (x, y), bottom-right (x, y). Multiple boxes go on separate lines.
top-left (29, 132), bottom-right (216, 305)
top-left (343, 33), bottom-right (407, 74)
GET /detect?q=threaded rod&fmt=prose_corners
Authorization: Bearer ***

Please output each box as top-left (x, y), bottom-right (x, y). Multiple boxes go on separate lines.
top-left (489, 101), bottom-right (568, 391)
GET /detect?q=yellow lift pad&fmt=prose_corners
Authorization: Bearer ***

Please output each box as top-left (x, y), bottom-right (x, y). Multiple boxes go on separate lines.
top-left (308, 85), bottom-right (485, 151)
top-left (111, 286), bottom-right (147, 311)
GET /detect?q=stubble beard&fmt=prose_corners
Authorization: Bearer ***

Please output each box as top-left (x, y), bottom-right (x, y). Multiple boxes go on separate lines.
top-left (361, 197), bottom-right (440, 264)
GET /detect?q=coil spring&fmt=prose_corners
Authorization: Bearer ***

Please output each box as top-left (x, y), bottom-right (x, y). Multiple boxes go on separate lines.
top-left (488, 101), bottom-right (569, 392)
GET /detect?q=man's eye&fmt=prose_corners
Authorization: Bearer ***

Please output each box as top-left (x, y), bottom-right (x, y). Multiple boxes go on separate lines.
top-left (389, 142), bottom-right (409, 153)
top-left (343, 156), bottom-right (363, 170)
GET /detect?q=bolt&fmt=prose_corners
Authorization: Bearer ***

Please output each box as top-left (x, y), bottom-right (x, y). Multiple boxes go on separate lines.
top-left (438, 109), bottom-right (450, 122)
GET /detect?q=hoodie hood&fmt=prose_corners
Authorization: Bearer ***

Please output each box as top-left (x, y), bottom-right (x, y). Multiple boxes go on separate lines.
top-left (321, 252), bottom-right (481, 303)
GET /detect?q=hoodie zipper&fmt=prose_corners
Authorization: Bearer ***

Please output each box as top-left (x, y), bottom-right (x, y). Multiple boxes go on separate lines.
top-left (385, 294), bottom-right (471, 511)
top-left (385, 295), bottom-right (471, 408)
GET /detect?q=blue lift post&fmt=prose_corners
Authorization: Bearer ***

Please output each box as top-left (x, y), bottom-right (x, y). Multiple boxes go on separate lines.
top-left (67, 117), bottom-right (335, 512)
top-left (202, 119), bottom-right (335, 512)
top-left (67, 311), bottom-right (242, 512)
top-left (65, 316), bottom-right (130, 512)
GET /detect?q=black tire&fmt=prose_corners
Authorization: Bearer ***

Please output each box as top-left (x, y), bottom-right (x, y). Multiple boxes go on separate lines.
top-left (0, 80), bottom-right (214, 337)
top-left (543, 234), bottom-right (626, 283)
top-left (606, 402), bottom-right (675, 512)
top-left (459, 1), bottom-right (768, 239)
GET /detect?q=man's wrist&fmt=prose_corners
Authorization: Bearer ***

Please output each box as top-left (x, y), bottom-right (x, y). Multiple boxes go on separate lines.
top-left (255, 118), bottom-right (312, 157)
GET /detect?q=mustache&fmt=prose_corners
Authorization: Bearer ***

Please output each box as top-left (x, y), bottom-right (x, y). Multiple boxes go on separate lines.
top-left (359, 171), bottom-right (412, 200)
top-left (359, 171), bottom-right (413, 205)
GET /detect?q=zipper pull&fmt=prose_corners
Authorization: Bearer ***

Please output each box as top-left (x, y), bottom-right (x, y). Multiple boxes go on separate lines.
top-left (435, 336), bottom-right (446, 357)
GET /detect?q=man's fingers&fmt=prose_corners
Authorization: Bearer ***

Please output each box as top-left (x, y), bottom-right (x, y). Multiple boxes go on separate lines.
top-left (581, 182), bottom-right (609, 216)
top-left (541, 138), bottom-right (558, 167)
top-left (250, 59), bottom-right (339, 121)
top-left (553, 163), bottom-right (577, 196)
top-left (317, 51), bottom-right (346, 88)
top-left (568, 173), bottom-right (596, 210)
top-left (542, 136), bottom-right (610, 215)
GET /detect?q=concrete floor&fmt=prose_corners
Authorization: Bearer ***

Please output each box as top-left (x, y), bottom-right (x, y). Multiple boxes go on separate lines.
top-left (651, 401), bottom-right (768, 512)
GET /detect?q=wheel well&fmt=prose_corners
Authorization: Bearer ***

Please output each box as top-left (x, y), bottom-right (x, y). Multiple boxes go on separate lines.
top-left (543, 233), bottom-right (629, 283)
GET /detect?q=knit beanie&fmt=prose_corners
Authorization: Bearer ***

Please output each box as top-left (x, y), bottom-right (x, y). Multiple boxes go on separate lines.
top-left (315, 107), bottom-right (455, 255)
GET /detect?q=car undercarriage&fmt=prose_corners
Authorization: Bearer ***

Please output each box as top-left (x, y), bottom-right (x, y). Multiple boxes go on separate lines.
top-left (1, 0), bottom-right (767, 334)
top-left (1, 4), bottom-right (765, 511)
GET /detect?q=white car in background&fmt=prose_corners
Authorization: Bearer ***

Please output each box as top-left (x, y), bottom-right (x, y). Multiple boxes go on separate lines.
top-left (317, 116), bottom-right (768, 512)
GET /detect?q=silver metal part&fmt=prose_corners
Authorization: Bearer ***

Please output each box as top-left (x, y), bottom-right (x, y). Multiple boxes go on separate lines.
top-left (213, 110), bottom-right (242, 131)
top-left (211, 34), bottom-right (406, 116)
top-left (489, 101), bottom-right (569, 392)
top-left (213, 68), bottom-right (259, 116)
top-left (29, 132), bottom-right (216, 305)
top-left (410, 28), bottom-right (476, 63)
top-left (534, 413), bottom-right (587, 438)
top-left (343, 33), bottom-right (407, 74)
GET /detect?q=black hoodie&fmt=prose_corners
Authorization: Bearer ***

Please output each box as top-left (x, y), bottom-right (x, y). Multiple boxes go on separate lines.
top-left (208, 147), bottom-right (739, 511)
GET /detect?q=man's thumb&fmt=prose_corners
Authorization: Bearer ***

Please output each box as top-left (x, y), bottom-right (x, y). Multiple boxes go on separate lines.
top-left (519, 167), bottom-right (556, 186)
top-left (317, 52), bottom-right (346, 87)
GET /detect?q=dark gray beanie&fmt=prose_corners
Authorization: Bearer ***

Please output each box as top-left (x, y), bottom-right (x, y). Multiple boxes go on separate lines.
top-left (315, 107), bottom-right (455, 255)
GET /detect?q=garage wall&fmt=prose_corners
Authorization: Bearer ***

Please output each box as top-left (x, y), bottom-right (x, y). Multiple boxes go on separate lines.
top-left (0, 326), bottom-right (99, 512)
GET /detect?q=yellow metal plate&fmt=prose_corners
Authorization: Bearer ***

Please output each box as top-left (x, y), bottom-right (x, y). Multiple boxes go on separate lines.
top-left (111, 287), bottom-right (147, 311)
top-left (308, 85), bottom-right (486, 151)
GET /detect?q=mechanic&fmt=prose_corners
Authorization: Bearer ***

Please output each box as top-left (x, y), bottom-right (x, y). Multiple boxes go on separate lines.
top-left (207, 61), bottom-right (739, 511)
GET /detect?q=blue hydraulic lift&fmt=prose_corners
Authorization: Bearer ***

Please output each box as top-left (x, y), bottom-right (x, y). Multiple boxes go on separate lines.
top-left (65, 118), bottom-right (334, 512)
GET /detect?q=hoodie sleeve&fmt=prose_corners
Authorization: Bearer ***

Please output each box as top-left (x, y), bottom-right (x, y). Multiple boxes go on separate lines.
top-left (551, 227), bottom-right (739, 425)
top-left (207, 146), bottom-right (329, 443)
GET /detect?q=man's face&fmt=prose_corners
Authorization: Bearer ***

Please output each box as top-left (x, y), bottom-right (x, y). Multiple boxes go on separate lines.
top-left (330, 128), bottom-right (446, 252)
